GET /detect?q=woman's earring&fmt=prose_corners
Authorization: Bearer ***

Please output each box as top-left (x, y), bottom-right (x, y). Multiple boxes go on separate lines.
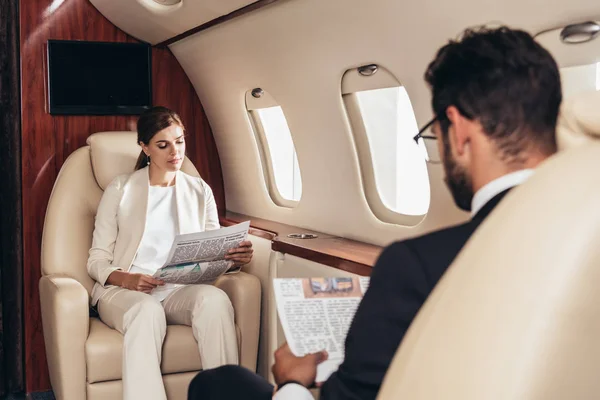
top-left (147, 155), bottom-right (151, 166)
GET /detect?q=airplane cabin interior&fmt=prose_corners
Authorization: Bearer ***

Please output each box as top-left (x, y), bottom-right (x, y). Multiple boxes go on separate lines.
top-left (0, 0), bottom-right (599, 398)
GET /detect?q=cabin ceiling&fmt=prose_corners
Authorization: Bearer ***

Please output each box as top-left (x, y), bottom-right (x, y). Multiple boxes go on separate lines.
top-left (89, 0), bottom-right (258, 44)
top-left (91, 0), bottom-right (600, 46)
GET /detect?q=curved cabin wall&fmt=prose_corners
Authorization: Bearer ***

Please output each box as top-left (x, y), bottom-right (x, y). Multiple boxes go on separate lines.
top-left (19, 0), bottom-right (224, 392)
top-left (165, 0), bottom-right (598, 246)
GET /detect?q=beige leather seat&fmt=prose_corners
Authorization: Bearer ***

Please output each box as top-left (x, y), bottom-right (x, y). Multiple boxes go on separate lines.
top-left (40, 132), bottom-right (262, 400)
top-left (378, 90), bottom-right (600, 400)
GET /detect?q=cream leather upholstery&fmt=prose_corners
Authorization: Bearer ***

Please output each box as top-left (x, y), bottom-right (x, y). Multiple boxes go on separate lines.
top-left (556, 90), bottom-right (600, 150)
top-left (40, 132), bottom-right (261, 400)
top-left (378, 91), bottom-right (600, 399)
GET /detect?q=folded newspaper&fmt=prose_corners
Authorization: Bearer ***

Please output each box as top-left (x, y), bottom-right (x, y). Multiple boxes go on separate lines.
top-left (273, 276), bottom-right (370, 383)
top-left (152, 221), bottom-right (250, 284)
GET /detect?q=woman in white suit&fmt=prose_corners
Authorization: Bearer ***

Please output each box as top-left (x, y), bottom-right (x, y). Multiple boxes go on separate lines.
top-left (86, 106), bottom-right (254, 400)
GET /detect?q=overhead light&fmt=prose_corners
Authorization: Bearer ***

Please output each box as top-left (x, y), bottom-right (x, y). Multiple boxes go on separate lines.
top-left (560, 21), bottom-right (600, 44)
top-left (152, 0), bottom-right (182, 5)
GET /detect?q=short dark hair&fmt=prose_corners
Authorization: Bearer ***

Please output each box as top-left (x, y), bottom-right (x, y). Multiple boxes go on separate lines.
top-left (134, 106), bottom-right (185, 170)
top-left (425, 26), bottom-right (562, 161)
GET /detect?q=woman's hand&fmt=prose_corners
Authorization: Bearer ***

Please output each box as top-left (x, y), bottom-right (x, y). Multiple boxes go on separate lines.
top-left (225, 240), bottom-right (254, 266)
top-left (107, 271), bottom-right (164, 293)
top-left (123, 274), bottom-right (165, 293)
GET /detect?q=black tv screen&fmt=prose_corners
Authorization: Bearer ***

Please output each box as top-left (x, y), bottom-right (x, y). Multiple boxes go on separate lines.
top-left (48, 40), bottom-right (152, 115)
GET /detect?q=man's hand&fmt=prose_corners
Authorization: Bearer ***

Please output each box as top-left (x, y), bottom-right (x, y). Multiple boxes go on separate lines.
top-left (272, 343), bottom-right (328, 388)
top-left (225, 240), bottom-right (254, 266)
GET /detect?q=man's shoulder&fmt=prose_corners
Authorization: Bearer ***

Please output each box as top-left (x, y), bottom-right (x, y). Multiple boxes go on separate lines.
top-left (377, 220), bottom-right (477, 284)
top-left (385, 220), bottom-right (475, 252)
top-left (405, 220), bottom-right (477, 251)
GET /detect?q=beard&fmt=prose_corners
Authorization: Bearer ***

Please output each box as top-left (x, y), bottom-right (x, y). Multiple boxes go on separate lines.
top-left (442, 137), bottom-right (474, 212)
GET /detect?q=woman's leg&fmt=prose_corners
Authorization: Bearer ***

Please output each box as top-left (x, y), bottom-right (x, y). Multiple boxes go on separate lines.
top-left (98, 288), bottom-right (168, 400)
top-left (162, 285), bottom-right (238, 368)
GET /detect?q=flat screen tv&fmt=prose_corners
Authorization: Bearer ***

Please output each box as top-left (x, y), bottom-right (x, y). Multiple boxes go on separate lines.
top-left (47, 40), bottom-right (152, 115)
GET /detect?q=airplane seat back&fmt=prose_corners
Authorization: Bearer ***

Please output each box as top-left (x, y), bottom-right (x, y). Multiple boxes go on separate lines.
top-left (557, 90), bottom-right (600, 149)
top-left (377, 90), bottom-right (600, 399)
top-left (41, 131), bottom-right (199, 295)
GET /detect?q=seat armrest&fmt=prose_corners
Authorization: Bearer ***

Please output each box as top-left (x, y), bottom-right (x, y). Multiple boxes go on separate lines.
top-left (215, 272), bottom-right (261, 371)
top-left (39, 275), bottom-right (90, 400)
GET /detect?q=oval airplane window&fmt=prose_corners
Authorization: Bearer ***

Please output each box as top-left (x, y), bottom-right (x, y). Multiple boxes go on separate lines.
top-left (343, 65), bottom-right (430, 225)
top-left (246, 90), bottom-right (302, 207)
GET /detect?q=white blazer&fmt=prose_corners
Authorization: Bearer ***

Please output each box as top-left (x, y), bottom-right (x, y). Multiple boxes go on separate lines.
top-left (87, 167), bottom-right (220, 305)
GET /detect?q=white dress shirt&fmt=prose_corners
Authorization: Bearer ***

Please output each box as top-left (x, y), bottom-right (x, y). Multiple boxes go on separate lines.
top-left (275, 169), bottom-right (534, 400)
top-left (470, 169), bottom-right (534, 216)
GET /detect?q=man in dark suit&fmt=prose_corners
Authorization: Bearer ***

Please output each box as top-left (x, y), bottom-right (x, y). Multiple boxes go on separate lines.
top-left (188, 26), bottom-right (562, 400)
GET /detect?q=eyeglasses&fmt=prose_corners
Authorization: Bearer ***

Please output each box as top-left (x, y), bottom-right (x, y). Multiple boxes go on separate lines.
top-left (413, 116), bottom-right (441, 164)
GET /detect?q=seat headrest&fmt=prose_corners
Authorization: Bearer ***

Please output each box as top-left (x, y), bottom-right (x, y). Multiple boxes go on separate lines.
top-left (87, 131), bottom-right (200, 190)
top-left (87, 131), bottom-right (140, 190)
top-left (557, 90), bottom-right (600, 150)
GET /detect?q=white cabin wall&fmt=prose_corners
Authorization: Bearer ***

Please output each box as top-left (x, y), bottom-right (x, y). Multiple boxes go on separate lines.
top-left (167, 0), bottom-right (600, 246)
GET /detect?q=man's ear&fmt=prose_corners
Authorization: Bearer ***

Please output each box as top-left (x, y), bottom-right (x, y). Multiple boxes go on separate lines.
top-left (445, 106), bottom-right (470, 156)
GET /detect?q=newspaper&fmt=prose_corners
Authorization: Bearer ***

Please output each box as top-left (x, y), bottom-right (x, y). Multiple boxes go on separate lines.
top-left (273, 276), bottom-right (370, 383)
top-left (152, 221), bottom-right (250, 284)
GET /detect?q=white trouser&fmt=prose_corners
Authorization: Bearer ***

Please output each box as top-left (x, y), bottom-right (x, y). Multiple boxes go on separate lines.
top-left (98, 284), bottom-right (238, 400)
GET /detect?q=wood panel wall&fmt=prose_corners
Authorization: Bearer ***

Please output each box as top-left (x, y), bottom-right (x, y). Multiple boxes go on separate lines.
top-left (20, 0), bottom-right (225, 392)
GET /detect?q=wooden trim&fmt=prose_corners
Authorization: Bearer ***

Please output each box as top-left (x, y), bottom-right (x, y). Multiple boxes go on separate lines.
top-left (0, 0), bottom-right (24, 394)
top-left (224, 212), bottom-right (382, 276)
top-left (155, 0), bottom-right (282, 47)
top-left (220, 217), bottom-right (276, 241)
top-left (271, 241), bottom-right (374, 276)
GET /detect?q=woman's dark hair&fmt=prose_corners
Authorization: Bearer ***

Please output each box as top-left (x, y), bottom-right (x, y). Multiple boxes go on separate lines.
top-left (425, 26), bottom-right (562, 162)
top-left (134, 106), bottom-right (185, 170)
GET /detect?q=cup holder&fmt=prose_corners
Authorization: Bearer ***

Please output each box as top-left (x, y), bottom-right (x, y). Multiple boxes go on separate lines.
top-left (287, 233), bottom-right (318, 239)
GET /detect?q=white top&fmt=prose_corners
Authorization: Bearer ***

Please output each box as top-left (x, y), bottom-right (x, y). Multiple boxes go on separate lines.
top-left (471, 169), bottom-right (534, 216)
top-left (276, 169), bottom-right (535, 400)
top-left (130, 185), bottom-right (181, 301)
